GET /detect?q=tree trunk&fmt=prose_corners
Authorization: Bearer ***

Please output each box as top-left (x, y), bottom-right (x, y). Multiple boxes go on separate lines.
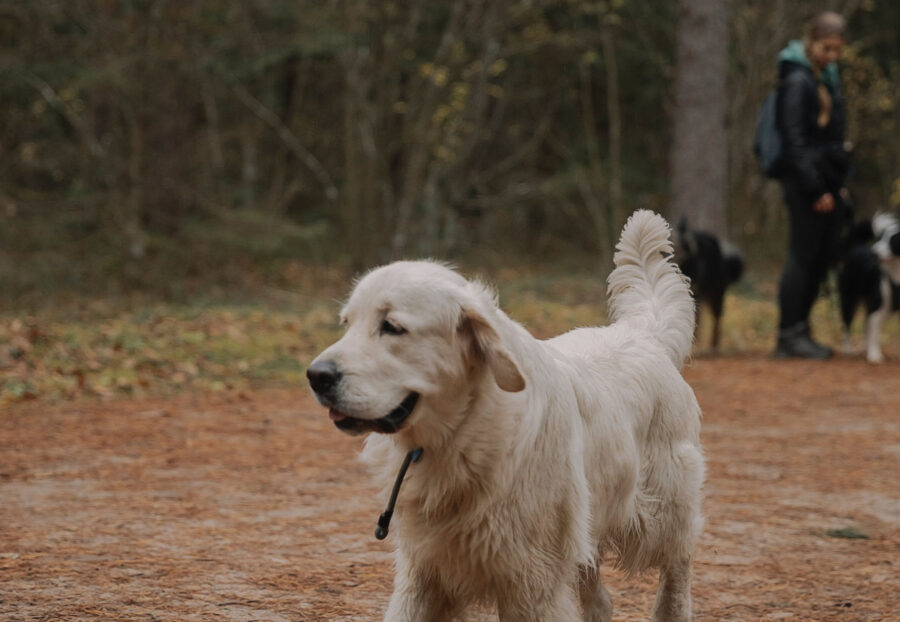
top-left (343, 55), bottom-right (365, 270)
top-left (602, 20), bottom-right (623, 247)
top-left (578, 57), bottom-right (608, 251)
top-left (668, 0), bottom-right (729, 236)
top-left (123, 104), bottom-right (145, 260)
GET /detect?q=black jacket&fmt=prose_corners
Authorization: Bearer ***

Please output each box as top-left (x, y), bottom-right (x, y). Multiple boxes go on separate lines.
top-left (776, 60), bottom-right (850, 200)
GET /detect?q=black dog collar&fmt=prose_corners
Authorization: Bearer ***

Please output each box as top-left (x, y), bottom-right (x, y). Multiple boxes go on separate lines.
top-left (374, 447), bottom-right (424, 540)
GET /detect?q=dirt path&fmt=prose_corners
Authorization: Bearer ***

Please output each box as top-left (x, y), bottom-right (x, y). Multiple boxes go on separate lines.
top-left (1, 357), bottom-right (898, 621)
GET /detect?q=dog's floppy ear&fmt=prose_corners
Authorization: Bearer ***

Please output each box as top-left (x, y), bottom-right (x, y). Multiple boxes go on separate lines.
top-left (459, 296), bottom-right (525, 393)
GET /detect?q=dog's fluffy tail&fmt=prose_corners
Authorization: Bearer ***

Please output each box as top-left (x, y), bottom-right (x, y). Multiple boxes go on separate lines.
top-left (607, 210), bottom-right (695, 369)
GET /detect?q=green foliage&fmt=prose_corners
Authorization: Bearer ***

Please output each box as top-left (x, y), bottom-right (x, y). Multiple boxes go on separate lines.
top-left (0, 303), bottom-right (344, 405)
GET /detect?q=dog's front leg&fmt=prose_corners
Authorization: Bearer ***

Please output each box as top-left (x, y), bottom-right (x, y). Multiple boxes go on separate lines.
top-left (384, 589), bottom-right (454, 622)
top-left (497, 581), bottom-right (580, 622)
top-left (579, 564), bottom-right (613, 622)
top-left (652, 557), bottom-right (693, 622)
top-left (383, 560), bottom-right (458, 622)
top-left (865, 278), bottom-right (893, 363)
top-left (865, 295), bottom-right (889, 363)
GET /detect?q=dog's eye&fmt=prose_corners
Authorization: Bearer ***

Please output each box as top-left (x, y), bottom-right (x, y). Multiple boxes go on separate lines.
top-left (380, 320), bottom-right (407, 336)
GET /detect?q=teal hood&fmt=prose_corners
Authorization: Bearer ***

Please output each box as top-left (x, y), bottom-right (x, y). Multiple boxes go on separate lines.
top-left (777, 39), bottom-right (839, 88)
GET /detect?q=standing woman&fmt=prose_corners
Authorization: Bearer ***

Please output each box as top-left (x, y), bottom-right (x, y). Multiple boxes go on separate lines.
top-left (774, 11), bottom-right (851, 359)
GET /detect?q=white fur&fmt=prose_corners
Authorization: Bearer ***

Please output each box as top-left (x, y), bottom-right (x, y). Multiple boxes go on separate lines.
top-left (310, 210), bottom-right (705, 621)
top-left (871, 212), bottom-right (900, 283)
top-left (865, 213), bottom-right (899, 363)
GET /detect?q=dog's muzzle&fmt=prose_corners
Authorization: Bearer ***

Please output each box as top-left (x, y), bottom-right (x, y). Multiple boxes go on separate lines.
top-left (331, 392), bottom-right (420, 435)
top-left (307, 361), bottom-right (420, 435)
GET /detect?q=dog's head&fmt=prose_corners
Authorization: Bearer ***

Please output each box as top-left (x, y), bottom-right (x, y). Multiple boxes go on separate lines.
top-left (671, 216), bottom-right (697, 270)
top-left (307, 261), bottom-right (525, 437)
top-left (871, 212), bottom-right (900, 283)
top-left (871, 212), bottom-right (900, 259)
top-left (671, 216), bottom-right (707, 289)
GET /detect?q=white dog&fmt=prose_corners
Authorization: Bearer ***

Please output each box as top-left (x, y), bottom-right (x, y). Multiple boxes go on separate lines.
top-left (308, 210), bottom-right (705, 621)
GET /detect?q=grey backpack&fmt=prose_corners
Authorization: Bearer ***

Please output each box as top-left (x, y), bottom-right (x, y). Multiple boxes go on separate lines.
top-left (753, 90), bottom-right (784, 178)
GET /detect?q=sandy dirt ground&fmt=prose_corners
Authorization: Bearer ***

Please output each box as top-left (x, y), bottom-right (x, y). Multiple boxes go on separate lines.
top-left (1, 357), bottom-right (898, 621)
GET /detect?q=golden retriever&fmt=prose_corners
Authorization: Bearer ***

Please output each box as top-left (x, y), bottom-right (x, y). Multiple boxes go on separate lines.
top-left (308, 210), bottom-right (705, 621)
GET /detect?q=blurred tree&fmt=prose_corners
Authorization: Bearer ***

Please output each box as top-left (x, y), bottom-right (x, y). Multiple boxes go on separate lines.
top-left (668, 0), bottom-right (728, 236)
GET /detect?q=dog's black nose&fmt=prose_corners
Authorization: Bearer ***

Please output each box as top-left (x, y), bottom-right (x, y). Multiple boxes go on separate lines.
top-left (307, 360), bottom-right (341, 395)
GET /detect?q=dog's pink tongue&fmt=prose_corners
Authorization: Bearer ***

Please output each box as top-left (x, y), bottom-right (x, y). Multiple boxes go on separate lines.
top-left (329, 409), bottom-right (347, 422)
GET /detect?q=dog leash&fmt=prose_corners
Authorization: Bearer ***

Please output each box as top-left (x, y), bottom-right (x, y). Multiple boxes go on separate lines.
top-left (374, 447), bottom-right (424, 540)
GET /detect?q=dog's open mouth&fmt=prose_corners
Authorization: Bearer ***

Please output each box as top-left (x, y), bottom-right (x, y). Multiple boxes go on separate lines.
top-left (329, 392), bottom-right (419, 435)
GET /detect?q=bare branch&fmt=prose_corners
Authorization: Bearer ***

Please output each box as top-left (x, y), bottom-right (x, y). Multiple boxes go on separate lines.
top-left (25, 72), bottom-right (106, 161)
top-left (229, 81), bottom-right (339, 201)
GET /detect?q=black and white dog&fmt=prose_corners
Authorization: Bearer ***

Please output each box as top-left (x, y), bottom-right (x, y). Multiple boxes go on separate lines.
top-left (673, 217), bottom-right (745, 352)
top-left (838, 212), bottom-right (900, 363)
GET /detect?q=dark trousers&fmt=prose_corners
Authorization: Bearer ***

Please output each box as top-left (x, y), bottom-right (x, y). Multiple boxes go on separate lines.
top-left (777, 181), bottom-right (844, 330)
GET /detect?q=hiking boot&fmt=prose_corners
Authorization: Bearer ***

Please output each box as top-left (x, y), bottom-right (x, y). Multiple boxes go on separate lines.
top-left (774, 323), bottom-right (833, 359)
top-left (799, 323), bottom-right (834, 358)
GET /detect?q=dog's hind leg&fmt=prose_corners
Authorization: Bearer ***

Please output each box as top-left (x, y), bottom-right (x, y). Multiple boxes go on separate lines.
top-left (843, 330), bottom-right (854, 356)
top-left (578, 564), bottom-right (613, 622)
top-left (710, 312), bottom-right (721, 353)
top-left (838, 269), bottom-right (859, 355)
top-left (710, 288), bottom-right (727, 352)
top-left (651, 557), bottom-right (693, 622)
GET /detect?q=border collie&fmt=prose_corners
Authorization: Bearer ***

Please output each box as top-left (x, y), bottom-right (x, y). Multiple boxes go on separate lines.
top-left (838, 212), bottom-right (900, 363)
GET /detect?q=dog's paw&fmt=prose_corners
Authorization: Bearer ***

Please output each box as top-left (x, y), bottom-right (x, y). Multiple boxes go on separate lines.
top-left (866, 350), bottom-right (884, 364)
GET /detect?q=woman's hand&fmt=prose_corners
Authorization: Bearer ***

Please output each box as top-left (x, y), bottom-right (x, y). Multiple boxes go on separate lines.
top-left (813, 193), bottom-right (835, 213)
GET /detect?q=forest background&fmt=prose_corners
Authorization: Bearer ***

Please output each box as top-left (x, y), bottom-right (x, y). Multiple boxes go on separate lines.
top-left (3, 0), bottom-right (899, 301)
top-left (1, 0), bottom-right (899, 401)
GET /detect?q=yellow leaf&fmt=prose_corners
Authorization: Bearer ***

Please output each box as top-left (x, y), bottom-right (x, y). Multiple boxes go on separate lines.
top-left (890, 178), bottom-right (900, 207)
top-left (432, 67), bottom-right (449, 87)
top-left (488, 59), bottom-right (508, 77)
